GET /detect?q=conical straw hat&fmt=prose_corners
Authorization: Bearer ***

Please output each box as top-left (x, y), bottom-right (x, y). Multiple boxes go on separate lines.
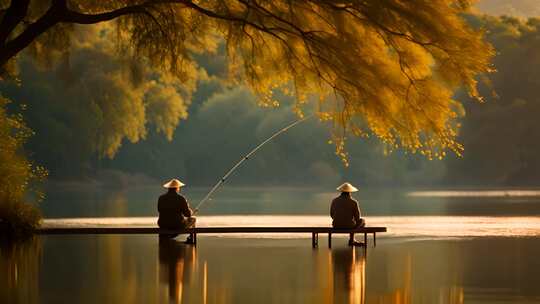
top-left (336, 182), bottom-right (358, 192)
top-left (163, 178), bottom-right (185, 189)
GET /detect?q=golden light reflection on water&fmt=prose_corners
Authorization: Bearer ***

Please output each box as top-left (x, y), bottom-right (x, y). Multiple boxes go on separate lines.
top-left (158, 239), bottom-right (197, 303)
top-left (43, 215), bottom-right (540, 238)
top-left (329, 247), bottom-right (365, 304)
top-left (0, 238), bottom-right (41, 304)
top-left (152, 238), bottom-right (369, 304)
top-left (2, 236), bottom-right (540, 303)
top-left (407, 190), bottom-right (540, 198)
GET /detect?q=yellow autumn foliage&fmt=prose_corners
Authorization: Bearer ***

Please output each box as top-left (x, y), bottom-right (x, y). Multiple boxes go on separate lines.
top-left (0, 0), bottom-right (494, 161)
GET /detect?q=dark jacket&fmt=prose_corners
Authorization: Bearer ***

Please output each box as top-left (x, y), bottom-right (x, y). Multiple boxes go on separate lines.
top-left (330, 193), bottom-right (362, 228)
top-left (157, 190), bottom-right (192, 229)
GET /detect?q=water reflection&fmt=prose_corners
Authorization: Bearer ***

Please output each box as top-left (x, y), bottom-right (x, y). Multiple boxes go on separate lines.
top-left (158, 239), bottom-right (197, 303)
top-left (330, 247), bottom-right (365, 304)
top-left (2, 236), bottom-right (540, 303)
top-left (0, 238), bottom-right (41, 304)
top-left (157, 239), bottom-right (369, 304)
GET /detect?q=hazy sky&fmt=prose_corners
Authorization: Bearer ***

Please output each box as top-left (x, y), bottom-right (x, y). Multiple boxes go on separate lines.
top-left (477, 0), bottom-right (540, 17)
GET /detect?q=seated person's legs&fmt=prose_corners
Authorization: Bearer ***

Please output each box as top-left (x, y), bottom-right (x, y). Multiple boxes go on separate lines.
top-left (158, 219), bottom-right (180, 239)
top-left (349, 219), bottom-right (366, 246)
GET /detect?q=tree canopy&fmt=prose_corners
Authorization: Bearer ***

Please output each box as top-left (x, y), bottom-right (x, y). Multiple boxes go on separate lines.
top-left (0, 0), bottom-right (493, 161)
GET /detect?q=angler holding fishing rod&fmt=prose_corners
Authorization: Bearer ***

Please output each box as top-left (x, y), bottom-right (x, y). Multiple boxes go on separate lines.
top-left (156, 114), bottom-right (367, 247)
top-left (157, 178), bottom-right (197, 243)
top-left (156, 116), bottom-right (311, 243)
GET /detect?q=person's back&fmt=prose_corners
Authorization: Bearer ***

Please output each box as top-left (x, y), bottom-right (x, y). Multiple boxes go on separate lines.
top-left (157, 179), bottom-right (196, 245)
top-left (330, 192), bottom-right (362, 228)
top-left (158, 189), bottom-right (192, 229)
top-left (330, 182), bottom-right (365, 246)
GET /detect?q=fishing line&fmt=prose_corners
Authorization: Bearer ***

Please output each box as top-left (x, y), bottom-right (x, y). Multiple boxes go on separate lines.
top-left (193, 115), bottom-right (312, 214)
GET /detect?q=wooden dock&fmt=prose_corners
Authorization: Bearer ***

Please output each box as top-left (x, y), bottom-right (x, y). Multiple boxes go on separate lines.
top-left (37, 226), bottom-right (386, 248)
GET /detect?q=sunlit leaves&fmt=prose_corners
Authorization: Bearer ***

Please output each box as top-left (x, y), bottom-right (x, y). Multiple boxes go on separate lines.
top-left (212, 1), bottom-right (494, 162)
top-left (0, 95), bottom-right (45, 232)
top-left (3, 0), bottom-right (494, 162)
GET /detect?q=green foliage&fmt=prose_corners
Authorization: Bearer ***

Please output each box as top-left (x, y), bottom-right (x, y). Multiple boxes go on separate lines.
top-left (2, 50), bottom-right (445, 186)
top-left (446, 15), bottom-right (540, 185)
top-left (0, 237), bottom-right (41, 302)
top-left (99, 86), bottom-right (445, 187)
top-left (0, 96), bottom-right (45, 237)
top-left (4, 24), bottom-right (195, 160)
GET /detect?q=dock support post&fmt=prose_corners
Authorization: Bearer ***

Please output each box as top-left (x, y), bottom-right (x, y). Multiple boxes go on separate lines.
top-left (373, 233), bottom-right (376, 247)
top-left (312, 233), bottom-right (319, 248)
top-left (328, 233), bottom-right (332, 248)
top-left (364, 233), bottom-right (367, 246)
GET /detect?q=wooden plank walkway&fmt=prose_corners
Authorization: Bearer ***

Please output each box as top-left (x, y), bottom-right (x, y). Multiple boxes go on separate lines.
top-left (37, 226), bottom-right (387, 248)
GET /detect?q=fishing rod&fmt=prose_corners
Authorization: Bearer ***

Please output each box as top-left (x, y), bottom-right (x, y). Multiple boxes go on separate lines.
top-left (193, 115), bottom-right (312, 214)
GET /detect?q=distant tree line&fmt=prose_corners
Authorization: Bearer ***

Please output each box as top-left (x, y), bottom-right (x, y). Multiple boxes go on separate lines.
top-left (447, 15), bottom-right (540, 186)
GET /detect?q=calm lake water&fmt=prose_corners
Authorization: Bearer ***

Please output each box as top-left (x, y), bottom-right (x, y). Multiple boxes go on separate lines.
top-left (2, 186), bottom-right (540, 303)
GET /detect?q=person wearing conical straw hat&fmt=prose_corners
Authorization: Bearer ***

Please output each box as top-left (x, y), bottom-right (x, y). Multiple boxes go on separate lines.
top-left (330, 182), bottom-right (365, 246)
top-left (158, 178), bottom-right (196, 243)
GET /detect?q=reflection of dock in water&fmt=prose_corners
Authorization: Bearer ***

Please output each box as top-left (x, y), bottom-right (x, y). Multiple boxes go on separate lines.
top-left (158, 239), bottom-right (197, 303)
top-left (158, 238), bottom-right (368, 304)
top-left (4, 234), bottom-right (538, 303)
top-left (330, 247), bottom-right (366, 304)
